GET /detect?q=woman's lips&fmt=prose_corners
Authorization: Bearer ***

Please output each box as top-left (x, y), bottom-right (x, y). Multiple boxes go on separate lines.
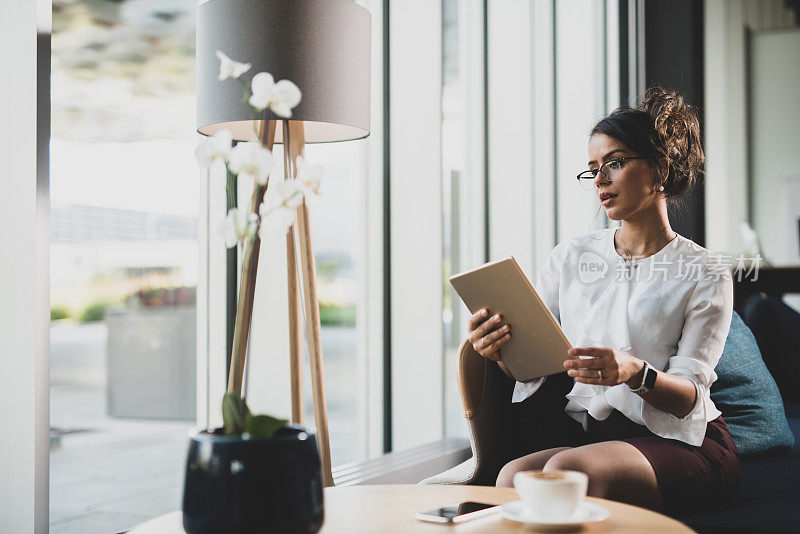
top-left (601, 194), bottom-right (617, 206)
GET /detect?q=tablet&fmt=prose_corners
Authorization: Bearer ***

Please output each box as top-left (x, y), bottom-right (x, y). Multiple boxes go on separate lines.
top-left (449, 257), bottom-right (572, 382)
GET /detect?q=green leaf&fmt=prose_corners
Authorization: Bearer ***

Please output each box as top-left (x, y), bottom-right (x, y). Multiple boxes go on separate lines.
top-left (222, 393), bottom-right (251, 435)
top-left (244, 414), bottom-right (288, 439)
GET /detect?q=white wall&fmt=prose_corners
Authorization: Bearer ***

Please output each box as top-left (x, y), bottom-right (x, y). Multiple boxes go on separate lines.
top-left (749, 29), bottom-right (800, 266)
top-left (703, 0), bottom-right (797, 256)
top-left (704, 0), bottom-right (750, 257)
top-left (0, 2), bottom-right (48, 532)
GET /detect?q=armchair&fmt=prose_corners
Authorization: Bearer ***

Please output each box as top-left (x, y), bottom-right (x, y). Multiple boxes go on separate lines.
top-left (420, 338), bottom-right (579, 486)
top-left (421, 305), bottom-right (800, 533)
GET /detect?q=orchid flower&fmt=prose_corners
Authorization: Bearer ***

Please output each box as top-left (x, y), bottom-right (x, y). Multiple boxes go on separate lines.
top-left (227, 141), bottom-right (273, 185)
top-left (216, 51), bottom-right (251, 81)
top-left (195, 129), bottom-right (233, 168)
top-left (258, 180), bottom-right (305, 238)
top-left (220, 208), bottom-right (259, 249)
top-left (263, 179), bottom-right (306, 211)
top-left (248, 72), bottom-right (302, 117)
top-left (259, 206), bottom-right (296, 238)
top-left (294, 155), bottom-right (323, 195)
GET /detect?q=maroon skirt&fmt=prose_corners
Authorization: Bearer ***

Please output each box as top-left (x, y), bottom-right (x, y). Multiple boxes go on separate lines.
top-left (580, 409), bottom-right (741, 513)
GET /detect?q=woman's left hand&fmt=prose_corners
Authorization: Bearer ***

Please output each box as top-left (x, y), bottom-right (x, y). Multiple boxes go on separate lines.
top-left (563, 346), bottom-right (645, 387)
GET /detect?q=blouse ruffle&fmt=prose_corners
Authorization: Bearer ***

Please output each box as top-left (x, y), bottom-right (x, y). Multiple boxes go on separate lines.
top-left (563, 261), bottom-right (634, 421)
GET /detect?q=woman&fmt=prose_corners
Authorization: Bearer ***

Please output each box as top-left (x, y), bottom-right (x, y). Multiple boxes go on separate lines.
top-left (470, 86), bottom-right (739, 513)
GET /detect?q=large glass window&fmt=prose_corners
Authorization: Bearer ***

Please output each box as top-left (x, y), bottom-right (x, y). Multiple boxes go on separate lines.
top-left (49, 2), bottom-right (198, 532)
top-left (262, 141), bottom-right (367, 467)
top-left (441, 0), bottom-right (486, 439)
top-left (49, 0), bottom-right (383, 527)
top-left (305, 142), bottom-right (365, 466)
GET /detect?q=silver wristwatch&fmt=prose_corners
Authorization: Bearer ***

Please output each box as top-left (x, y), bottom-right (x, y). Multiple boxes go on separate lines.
top-left (625, 361), bottom-right (657, 394)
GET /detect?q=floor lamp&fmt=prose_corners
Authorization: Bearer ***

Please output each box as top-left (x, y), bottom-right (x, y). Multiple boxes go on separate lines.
top-left (196, 0), bottom-right (371, 487)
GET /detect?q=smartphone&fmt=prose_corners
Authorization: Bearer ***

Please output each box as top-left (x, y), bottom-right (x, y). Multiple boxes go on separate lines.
top-left (414, 501), bottom-right (500, 524)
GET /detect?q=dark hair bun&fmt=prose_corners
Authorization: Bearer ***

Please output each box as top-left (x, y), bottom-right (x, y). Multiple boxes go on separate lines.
top-left (638, 86), bottom-right (704, 196)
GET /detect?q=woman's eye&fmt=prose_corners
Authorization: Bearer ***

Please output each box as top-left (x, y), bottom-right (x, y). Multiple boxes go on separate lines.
top-left (607, 160), bottom-right (622, 169)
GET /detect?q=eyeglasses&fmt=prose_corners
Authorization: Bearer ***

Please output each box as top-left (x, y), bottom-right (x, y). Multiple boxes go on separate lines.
top-left (576, 156), bottom-right (647, 191)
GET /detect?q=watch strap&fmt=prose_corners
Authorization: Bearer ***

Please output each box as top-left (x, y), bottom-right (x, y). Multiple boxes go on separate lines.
top-left (626, 361), bottom-right (654, 394)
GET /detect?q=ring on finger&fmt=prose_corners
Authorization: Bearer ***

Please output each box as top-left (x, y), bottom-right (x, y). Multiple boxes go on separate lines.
top-left (597, 369), bottom-right (603, 380)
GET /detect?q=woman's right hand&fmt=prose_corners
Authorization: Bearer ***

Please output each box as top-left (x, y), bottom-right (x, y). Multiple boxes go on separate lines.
top-left (468, 308), bottom-right (512, 363)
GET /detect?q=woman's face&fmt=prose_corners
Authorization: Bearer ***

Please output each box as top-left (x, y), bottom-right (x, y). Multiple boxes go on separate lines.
top-left (586, 133), bottom-right (663, 221)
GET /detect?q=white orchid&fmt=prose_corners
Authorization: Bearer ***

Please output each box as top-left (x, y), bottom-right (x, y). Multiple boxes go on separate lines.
top-left (294, 155), bottom-right (323, 195)
top-left (216, 51), bottom-right (251, 81)
top-left (195, 129), bottom-right (233, 168)
top-left (201, 52), bottom-right (327, 410)
top-left (248, 72), bottom-right (302, 117)
top-left (263, 179), bottom-right (305, 211)
top-left (259, 205), bottom-right (296, 238)
top-left (227, 141), bottom-right (273, 185)
top-left (220, 208), bottom-right (259, 248)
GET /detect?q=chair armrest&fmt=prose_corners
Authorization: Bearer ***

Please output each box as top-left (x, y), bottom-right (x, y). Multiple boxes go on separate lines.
top-left (458, 338), bottom-right (489, 419)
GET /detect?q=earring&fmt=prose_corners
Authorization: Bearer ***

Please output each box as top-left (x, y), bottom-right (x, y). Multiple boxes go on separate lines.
top-left (658, 184), bottom-right (665, 192)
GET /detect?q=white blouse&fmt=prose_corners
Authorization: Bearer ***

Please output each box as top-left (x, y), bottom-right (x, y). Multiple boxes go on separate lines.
top-left (512, 227), bottom-right (734, 447)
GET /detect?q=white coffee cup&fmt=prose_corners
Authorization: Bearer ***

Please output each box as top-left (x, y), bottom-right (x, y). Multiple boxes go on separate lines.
top-left (512, 469), bottom-right (588, 521)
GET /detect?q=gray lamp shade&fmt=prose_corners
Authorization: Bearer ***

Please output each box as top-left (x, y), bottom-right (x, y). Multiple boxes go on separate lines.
top-left (197, 0), bottom-right (371, 143)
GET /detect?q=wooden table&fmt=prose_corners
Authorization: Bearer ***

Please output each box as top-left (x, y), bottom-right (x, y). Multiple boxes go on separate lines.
top-left (129, 484), bottom-right (694, 533)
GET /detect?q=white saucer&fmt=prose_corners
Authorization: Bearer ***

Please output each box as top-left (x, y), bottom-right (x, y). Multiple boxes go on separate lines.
top-left (501, 500), bottom-right (609, 530)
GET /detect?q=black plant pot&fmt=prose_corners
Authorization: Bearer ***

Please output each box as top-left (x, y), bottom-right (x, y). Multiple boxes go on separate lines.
top-left (182, 424), bottom-right (324, 534)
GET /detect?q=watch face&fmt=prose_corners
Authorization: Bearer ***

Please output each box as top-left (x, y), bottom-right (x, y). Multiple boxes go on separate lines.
top-left (644, 364), bottom-right (657, 389)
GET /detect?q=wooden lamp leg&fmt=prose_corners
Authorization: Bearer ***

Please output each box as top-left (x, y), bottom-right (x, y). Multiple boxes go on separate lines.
top-left (284, 122), bottom-right (304, 425)
top-left (287, 120), bottom-right (334, 487)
